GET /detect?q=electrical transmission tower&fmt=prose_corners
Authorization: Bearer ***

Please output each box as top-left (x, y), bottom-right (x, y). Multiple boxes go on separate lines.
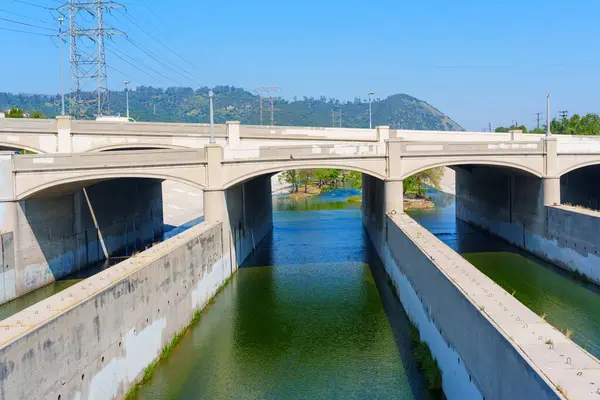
top-left (535, 112), bottom-right (542, 130)
top-left (559, 110), bottom-right (569, 120)
top-left (254, 86), bottom-right (280, 125)
top-left (331, 108), bottom-right (343, 127)
top-left (60, 0), bottom-right (124, 118)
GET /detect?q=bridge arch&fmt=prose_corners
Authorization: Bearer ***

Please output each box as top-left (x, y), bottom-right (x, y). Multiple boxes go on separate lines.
top-left (223, 162), bottom-right (386, 190)
top-left (558, 161), bottom-right (600, 177)
top-left (400, 159), bottom-right (544, 180)
top-left (17, 173), bottom-right (206, 200)
top-left (88, 144), bottom-right (191, 152)
top-left (0, 142), bottom-right (45, 154)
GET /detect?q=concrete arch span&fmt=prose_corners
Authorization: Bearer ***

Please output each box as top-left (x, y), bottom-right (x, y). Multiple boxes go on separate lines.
top-left (0, 142), bottom-right (45, 154)
top-left (16, 173), bottom-right (207, 200)
top-left (89, 144), bottom-right (190, 152)
top-left (399, 159), bottom-right (545, 180)
top-left (222, 158), bottom-right (387, 190)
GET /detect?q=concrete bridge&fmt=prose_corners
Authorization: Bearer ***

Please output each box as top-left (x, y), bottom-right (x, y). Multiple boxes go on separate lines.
top-left (2, 117), bottom-right (600, 398)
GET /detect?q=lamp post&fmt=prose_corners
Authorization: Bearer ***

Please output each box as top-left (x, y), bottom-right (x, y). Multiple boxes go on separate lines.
top-left (368, 91), bottom-right (375, 129)
top-left (124, 81), bottom-right (130, 119)
top-left (58, 17), bottom-right (65, 116)
top-left (546, 93), bottom-right (551, 136)
top-left (209, 89), bottom-right (215, 144)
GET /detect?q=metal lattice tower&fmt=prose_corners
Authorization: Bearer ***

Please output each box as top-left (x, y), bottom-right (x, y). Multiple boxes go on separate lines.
top-left (60, 0), bottom-right (124, 118)
top-left (254, 86), bottom-right (280, 126)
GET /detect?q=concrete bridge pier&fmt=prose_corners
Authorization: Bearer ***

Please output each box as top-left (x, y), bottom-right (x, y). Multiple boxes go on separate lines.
top-left (203, 144), bottom-right (273, 273)
top-left (543, 177), bottom-right (561, 206)
top-left (385, 179), bottom-right (404, 214)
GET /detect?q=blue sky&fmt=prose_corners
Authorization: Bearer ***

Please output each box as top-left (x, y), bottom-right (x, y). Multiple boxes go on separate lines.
top-left (1, 0), bottom-right (599, 130)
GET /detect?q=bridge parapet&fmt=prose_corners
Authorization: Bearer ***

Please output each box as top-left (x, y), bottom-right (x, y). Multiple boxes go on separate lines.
top-left (239, 124), bottom-right (378, 142)
top-left (12, 148), bottom-right (206, 172)
top-left (394, 140), bottom-right (544, 156)
top-left (224, 143), bottom-right (382, 161)
top-left (71, 120), bottom-right (227, 137)
top-left (0, 117), bottom-right (56, 134)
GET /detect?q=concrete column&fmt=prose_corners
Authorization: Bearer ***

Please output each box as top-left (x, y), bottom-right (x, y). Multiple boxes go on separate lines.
top-left (385, 179), bottom-right (404, 214)
top-left (56, 115), bottom-right (72, 153)
top-left (543, 136), bottom-right (560, 206)
top-left (543, 177), bottom-right (561, 206)
top-left (386, 138), bottom-right (404, 178)
top-left (226, 121), bottom-right (241, 147)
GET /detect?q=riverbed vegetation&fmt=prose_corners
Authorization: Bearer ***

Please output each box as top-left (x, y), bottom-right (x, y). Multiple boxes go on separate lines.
top-left (409, 325), bottom-right (443, 392)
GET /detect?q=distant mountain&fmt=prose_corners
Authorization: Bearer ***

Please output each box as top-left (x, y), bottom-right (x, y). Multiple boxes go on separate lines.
top-left (0, 86), bottom-right (463, 131)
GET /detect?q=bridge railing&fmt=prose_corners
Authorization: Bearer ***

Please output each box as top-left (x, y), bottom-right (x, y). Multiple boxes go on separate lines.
top-left (556, 135), bottom-right (600, 153)
top-left (393, 129), bottom-right (546, 142)
top-left (0, 118), bottom-right (56, 134)
top-left (396, 140), bottom-right (545, 155)
top-left (12, 148), bottom-right (206, 171)
top-left (71, 120), bottom-right (228, 137)
top-left (239, 124), bottom-right (378, 142)
top-left (224, 143), bottom-right (382, 160)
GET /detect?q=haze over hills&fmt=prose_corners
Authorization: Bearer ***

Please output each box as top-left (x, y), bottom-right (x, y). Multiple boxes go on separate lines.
top-left (0, 86), bottom-right (463, 131)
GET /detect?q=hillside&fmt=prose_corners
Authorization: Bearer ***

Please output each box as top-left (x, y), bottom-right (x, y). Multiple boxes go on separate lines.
top-left (0, 86), bottom-right (463, 131)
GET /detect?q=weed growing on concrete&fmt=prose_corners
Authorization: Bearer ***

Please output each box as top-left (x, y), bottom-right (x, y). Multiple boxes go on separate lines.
top-left (511, 289), bottom-right (517, 296)
top-left (545, 339), bottom-right (554, 347)
top-left (409, 324), bottom-right (443, 392)
top-left (541, 313), bottom-right (547, 321)
top-left (479, 305), bottom-right (485, 312)
top-left (556, 384), bottom-right (568, 398)
top-left (565, 329), bottom-right (574, 340)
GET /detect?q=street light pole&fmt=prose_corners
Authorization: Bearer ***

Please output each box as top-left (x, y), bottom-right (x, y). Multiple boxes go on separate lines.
top-left (546, 93), bottom-right (551, 136)
top-left (58, 17), bottom-right (65, 116)
top-left (124, 81), bottom-right (130, 119)
top-left (209, 89), bottom-right (215, 144)
top-left (368, 91), bottom-right (375, 129)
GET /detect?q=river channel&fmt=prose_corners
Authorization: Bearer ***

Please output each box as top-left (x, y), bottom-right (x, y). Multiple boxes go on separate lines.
top-left (135, 188), bottom-right (437, 399)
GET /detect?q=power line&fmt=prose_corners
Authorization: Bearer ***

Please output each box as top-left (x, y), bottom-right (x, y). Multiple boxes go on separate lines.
top-left (0, 8), bottom-right (51, 25)
top-left (0, 26), bottom-right (53, 35)
top-left (0, 16), bottom-right (55, 31)
top-left (9, 0), bottom-right (51, 9)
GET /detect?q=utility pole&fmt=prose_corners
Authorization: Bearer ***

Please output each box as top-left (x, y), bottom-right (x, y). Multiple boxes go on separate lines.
top-left (124, 81), bottom-right (130, 119)
top-left (254, 86), bottom-right (280, 125)
top-left (546, 93), bottom-right (551, 136)
top-left (535, 112), bottom-right (542, 130)
top-left (368, 91), bottom-right (375, 129)
top-left (209, 89), bottom-right (215, 144)
top-left (559, 110), bottom-right (569, 120)
top-left (58, 16), bottom-right (65, 116)
top-left (60, 0), bottom-right (124, 118)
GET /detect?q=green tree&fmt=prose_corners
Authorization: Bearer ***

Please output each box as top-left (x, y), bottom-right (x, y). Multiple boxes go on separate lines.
top-left (298, 169), bottom-right (313, 193)
top-left (347, 171), bottom-right (362, 189)
top-left (279, 170), bottom-right (299, 192)
top-left (30, 110), bottom-right (45, 119)
top-left (6, 108), bottom-right (24, 118)
top-left (404, 167), bottom-right (444, 197)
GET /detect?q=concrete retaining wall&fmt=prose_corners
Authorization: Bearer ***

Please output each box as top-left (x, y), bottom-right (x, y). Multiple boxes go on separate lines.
top-left (361, 174), bottom-right (599, 399)
top-left (225, 174), bottom-right (273, 267)
top-left (0, 221), bottom-right (229, 400)
top-left (0, 179), bottom-right (163, 305)
top-left (456, 166), bottom-right (600, 284)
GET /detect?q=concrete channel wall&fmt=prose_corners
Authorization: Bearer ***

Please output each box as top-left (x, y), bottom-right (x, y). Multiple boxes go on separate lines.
top-left (0, 179), bottom-right (164, 306)
top-left (456, 166), bottom-right (600, 284)
top-left (362, 174), bottom-right (600, 400)
top-left (0, 222), bottom-right (229, 400)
